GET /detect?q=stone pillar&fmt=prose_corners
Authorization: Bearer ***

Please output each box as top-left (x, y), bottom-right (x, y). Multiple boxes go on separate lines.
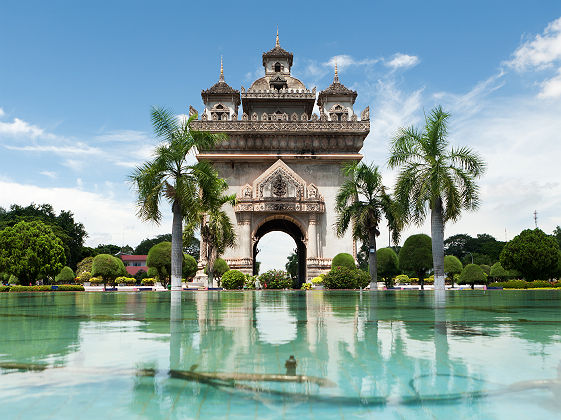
top-left (238, 213), bottom-right (253, 275)
top-left (307, 213), bottom-right (318, 258)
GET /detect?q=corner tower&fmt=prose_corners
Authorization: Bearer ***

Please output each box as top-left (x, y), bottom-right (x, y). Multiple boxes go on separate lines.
top-left (190, 34), bottom-right (370, 286)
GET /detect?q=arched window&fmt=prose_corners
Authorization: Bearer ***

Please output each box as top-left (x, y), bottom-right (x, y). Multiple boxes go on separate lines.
top-left (274, 62), bottom-right (281, 72)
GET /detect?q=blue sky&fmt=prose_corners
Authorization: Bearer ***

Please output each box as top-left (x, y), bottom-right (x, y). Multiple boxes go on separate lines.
top-left (2, 1), bottom-right (561, 269)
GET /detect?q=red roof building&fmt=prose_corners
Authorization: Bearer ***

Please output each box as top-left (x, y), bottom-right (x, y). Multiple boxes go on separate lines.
top-left (120, 255), bottom-right (148, 276)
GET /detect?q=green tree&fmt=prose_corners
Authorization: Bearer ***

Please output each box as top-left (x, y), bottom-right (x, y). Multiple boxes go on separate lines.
top-left (183, 254), bottom-right (198, 281)
top-left (0, 220), bottom-right (66, 284)
top-left (331, 253), bottom-right (356, 270)
top-left (388, 106), bottom-right (486, 290)
top-left (459, 263), bottom-right (486, 289)
top-left (489, 262), bottom-right (511, 281)
top-left (553, 226), bottom-right (561, 248)
top-left (443, 255), bottom-right (462, 284)
top-left (91, 254), bottom-right (125, 286)
top-left (398, 234), bottom-right (433, 289)
top-left (285, 251), bottom-right (298, 282)
top-left (55, 266), bottom-right (75, 283)
top-left (0, 203), bottom-right (87, 269)
top-left (480, 264), bottom-right (491, 276)
top-left (335, 162), bottom-right (401, 290)
top-left (147, 242), bottom-right (172, 287)
top-left (130, 107), bottom-right (226, 290)
top-left (376, 247), bottom-right (399, 288)
top-left (205, 258), bottom-right (229, 286)
top-left (76, 256), bottom-right (94, 276)
top-left (134, 269), bottom-right (148, 283)
top-left (94, 244), bottom-right (121, 255)
top-left (500, 228), bottom-right (560, 281)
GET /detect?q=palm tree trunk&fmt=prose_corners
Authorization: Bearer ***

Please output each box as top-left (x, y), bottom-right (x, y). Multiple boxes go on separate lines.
top-left (170, 201), bottom-right (183, 291)
top-left (431, 197), bottom-right (445, 291)
top-left (368, 231), bottom-right (378, 290)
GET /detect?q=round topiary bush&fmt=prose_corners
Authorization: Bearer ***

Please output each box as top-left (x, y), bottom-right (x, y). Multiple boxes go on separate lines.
top-left (183, 254), bottom-right (198, 281)
top-left (221, 269), bottom-right (245, 290)
top-left (55, 266), bottom-right (75, 284)
top-left (141, 278), bottom-right (155, 286)
top-left (459, 263), bottom-right (486, 289)
top-left (331, 253), bottom-right (356, 270)
top-left (323, 266), bottom-right (358, 289)
top-left (259, 270), bottom-right (292, 289)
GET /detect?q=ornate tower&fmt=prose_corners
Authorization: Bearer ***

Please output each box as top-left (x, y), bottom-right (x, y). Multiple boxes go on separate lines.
top-left (190, 34), bottom-right (370, 287)
top-left (197, 57), bottom-right (241, 121)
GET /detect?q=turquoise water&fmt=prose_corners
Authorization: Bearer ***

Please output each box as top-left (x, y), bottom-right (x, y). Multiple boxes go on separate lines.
top-left (1, 291), bottom-right (560, 419)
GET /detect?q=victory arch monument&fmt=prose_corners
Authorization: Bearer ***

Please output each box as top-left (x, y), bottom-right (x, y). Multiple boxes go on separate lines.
top-left (190, 34), bottom-right (370, 286)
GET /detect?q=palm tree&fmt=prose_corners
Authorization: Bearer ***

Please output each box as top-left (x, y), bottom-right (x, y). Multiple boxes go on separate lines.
top-left (130, 106), bottom-right (226, 291)
top-left (388, 106), bottom-right (486, 290)
top-left (335, 162), bottom-right (401, 290)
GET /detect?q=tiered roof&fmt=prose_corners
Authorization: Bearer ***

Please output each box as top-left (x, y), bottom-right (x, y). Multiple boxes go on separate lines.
top-left (317, 62), bottom-right (357, 107)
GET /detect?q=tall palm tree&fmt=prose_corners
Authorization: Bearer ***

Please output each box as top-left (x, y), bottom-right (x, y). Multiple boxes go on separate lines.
top-left (335, 162), bottom-right (401, 290)
top-left (130, 106), bottom-right (226, 291)
top-left (388, 106), bottom-right (486, 290)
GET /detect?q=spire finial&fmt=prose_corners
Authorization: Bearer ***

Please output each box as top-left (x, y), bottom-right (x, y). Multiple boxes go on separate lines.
top-left (219, 56), bottom-right (224, 82)
top-left (334, 59), bottom-right (339, 83)
top-left (276, 26), bottom-right (279, 47)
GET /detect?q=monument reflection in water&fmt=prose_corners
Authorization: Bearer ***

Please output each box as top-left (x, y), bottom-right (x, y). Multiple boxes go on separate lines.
top-left (0, 290), bottom-right (561, 419)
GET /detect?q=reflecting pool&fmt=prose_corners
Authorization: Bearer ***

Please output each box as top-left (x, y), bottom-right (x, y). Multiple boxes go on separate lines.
top-left (1, 290), bottom-right (560, 419)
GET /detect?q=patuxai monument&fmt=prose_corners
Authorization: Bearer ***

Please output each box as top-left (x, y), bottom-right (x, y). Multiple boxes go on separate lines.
top-left (191, 32), bottom-right (370, 287)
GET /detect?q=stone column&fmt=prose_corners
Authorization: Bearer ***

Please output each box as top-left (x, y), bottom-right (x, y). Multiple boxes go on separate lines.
top-left (238, 213), bottom-right (252, 274)
top-left (307, 213), bottom-right (318, 259)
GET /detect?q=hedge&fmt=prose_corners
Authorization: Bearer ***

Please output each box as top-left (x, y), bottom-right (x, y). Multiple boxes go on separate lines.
top-left (10, 285), bottom-right (52, 292)
top-left (57, 285), bottom-right (85, 291)
top-left (488, 280), bottom-right (561, 289)
top-left (0, 285), bottom-right (9, 292)
top-left (331, 253), bottom-right (356, 270)
top-left (221, 270), bottom-right (245, 290)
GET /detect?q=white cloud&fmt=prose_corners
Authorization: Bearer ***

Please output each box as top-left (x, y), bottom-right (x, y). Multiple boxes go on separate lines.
top-left (0, 117), bottom-right (56, 139)
top-left (0, 180), bottom-right (170, 247)
top-left (5, 143), bottom-right (101, 155)
top-left (95, 130), bottom-right (151, 143)
top-left (0, 108), bottom-right (5, 118)
top-left (508, 17), bottom-right (561, 70)
top-left (385, 53), bottom-right (420, 70)
top-left (538, 68), bottom-right (561, 98)
top-left (39, 171), bottom-right (57, 179)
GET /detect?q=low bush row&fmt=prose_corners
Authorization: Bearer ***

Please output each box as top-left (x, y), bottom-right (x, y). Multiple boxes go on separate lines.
top-left (488, 280), bottom-right (561, 289)
top-left (7, 285), bottom-right (85, 292)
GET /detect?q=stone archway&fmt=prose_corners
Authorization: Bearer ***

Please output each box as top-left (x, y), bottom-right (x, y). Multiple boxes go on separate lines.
top-left (252, 216), bottom-right (307, 287)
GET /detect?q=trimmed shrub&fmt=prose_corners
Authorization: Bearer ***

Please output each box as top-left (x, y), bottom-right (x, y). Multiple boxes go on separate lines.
top-left (55, 266), bottom-right (75, 284)
top-left (377, 248), bottom-right (399, 288)
top-left (221, 270), bottom-right (245, 290)
top-left (301, 282), bottom-right (312, 290)
top-left (488, 281), bottom-right (506, 289)
top-left (323, 266), bottom-right (358, 289)
top-left (529, 280), bottom-right (553, 288)
top-left (311, 276), bottom-right (324, 285)
top-left (444, 255), bottom-right (463, 282)
top-left (480, 264), bottom-right (491, 276)
top-left (395, 274), bottom-right (409, 284)
top-left (91, 254), bottom-right (125, 285)
top-left (141, 278), bottom-right (155, 286)
top-left (0, 285), bottom-right (10, 292)
top-left (147, 242), bottom-right (171, 286)
top-left (398, 234), bottom-right (433, 289)
top-left (424, 275), bottom-right (434, 284)
top-left (10, 285), bottom-right (52, 292)
top-left (503, 280), bottom-right (530, 289)
top-left (78, 271), bottom-right (91, 283)
top-left (116, 276), bottom-right (136, 285)
top-left (183, 254), bottom-right (198, 281)
top-left (459, 264), bottom-right (486, 289)
top-left (259, 270), bottom-right (292, 289)
top-left (89, 276), bottom-right (103, 285)
top-left (57, 285), bottom-right (85, 291)
top-left (331, 253), bottom-right (356, 270)
top-left (356, 269), bottom-right (371, 289)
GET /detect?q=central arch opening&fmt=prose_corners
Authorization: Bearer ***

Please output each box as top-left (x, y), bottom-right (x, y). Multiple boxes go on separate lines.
top-left (253, 218), bottom-right (307, 288)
